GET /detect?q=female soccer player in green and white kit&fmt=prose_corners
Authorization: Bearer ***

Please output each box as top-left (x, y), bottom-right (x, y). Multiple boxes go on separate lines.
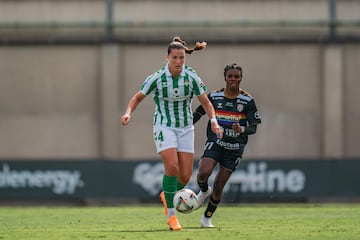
top-left (121, 36), bottom-right (223, 231)
top-left (193, 63), bottom-right (261, 228)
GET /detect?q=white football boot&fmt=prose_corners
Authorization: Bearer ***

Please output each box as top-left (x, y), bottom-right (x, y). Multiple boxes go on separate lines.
top-left (200, 215), bottom-right (215, 228)
top-left (195, 187), bottom-right (213, 209)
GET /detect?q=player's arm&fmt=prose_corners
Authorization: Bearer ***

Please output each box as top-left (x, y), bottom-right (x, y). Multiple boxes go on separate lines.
top-left (193, 105), bottom-right (206, 124)
top-left (196, 93), bottom-right (223, 138)
top-left (234, 99), bottom-right (261, 135)
top-left (236, 124), bottom-right (257, 135)
top-left (121, 91), bottom-right (146, 125)
top-left (193, 93), bottom-right (211, 124)
top-left (232, 121), bottom-right (258, 135)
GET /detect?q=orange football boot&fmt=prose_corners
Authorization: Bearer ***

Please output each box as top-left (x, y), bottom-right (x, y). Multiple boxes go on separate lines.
top-left (167, 215), bottom-right (182, 231)
top-left (159, 191), bottom-right (168, 216)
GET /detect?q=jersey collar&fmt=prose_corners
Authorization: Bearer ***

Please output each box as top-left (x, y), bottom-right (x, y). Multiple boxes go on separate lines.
top-left (165, 63), bottom-right (186, 78)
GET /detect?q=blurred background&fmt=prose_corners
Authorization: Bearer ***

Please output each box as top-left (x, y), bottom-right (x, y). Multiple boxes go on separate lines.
top-left (0, 0), bottom-right (359, 204)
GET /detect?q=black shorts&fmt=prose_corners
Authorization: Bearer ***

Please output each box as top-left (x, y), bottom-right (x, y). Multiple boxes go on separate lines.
top-left (201, 140), bottom-right (244, 172)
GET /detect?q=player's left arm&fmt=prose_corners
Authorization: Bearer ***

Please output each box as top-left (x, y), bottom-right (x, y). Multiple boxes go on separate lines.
top-left (235, 99), bottom-right (261, 135)
top-left (193, 93), bottom-right (210, 124)
top-left (193, 105), bottom-right (205, 124)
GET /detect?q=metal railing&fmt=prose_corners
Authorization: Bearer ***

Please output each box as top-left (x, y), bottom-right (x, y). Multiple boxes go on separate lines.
top-left (0, 0), bottom-right (359, 44)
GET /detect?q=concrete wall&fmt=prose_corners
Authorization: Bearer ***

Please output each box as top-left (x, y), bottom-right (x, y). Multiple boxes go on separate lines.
top-left (0, 0), bottom-right (359, 160)
top-left (1, 43), bottom-right (359, 160)
top-left (0, 46), bottom-right (101, 158)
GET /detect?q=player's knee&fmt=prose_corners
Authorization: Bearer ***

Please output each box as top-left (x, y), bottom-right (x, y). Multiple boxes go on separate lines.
top-left (197, 169), bottom-right (211, 181)
top-left (165, 163), bottom-right (179, 176)
top-left (213, 181), bottom-right (225, 195)
top-left (178, 173), bottom-right (191, 184)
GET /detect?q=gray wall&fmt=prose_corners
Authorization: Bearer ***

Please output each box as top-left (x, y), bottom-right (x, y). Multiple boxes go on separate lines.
top-left (1, 44), bottom-right (359, 160)
top-left (0, 0), bottom-right (359, 160)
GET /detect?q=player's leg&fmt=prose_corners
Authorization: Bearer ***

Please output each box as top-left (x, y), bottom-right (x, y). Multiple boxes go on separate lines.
top-left (155, 126), bottom-right (179, 212)
top-left (212, 166), bottom-right (232, 200)
top-left (160, 147), bottom-right (179, 213)
top-left (160, 147), bottom-right (182, 230)
top-left (201, 166), bottom-right (231, 228)
top-left (176, 125), bottom-right (195, 189)
top-left (154, 126), bottom-right (182, 230)
top-left (177, 151), bottom-right (194, 188)
top-left (201, 151), bottom-right (241, 227)
top-left (196, 141), bottom-right (220, 207)
top-left (196, 157), bottom-right (216, 205)
top-left (197, 157), bottom-right (217, 191)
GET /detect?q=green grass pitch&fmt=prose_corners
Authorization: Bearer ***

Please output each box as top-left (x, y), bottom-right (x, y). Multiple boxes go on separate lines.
top-left (1, 204), bottom-right (359, 240)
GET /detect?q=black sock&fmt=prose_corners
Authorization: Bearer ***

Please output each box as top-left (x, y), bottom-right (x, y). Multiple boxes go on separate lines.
top-left (204, 196), bottom-right (220, 218)
top-left (197, 180), bottom-right (208, 192)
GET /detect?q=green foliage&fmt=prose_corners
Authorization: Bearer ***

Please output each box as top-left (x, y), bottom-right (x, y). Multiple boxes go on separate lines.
top-left (0, 204), bottom-right (359, 240)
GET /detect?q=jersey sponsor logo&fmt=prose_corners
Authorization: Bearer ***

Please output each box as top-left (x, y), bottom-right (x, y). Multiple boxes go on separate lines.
top-left (216, 139), bottom-right (241, 150)
top-left (216, 110), bottom-right (246, 124)
top-left (224, 128), bottom-right (241, 138)
top-left (225, 102), bottom-right (234, 107)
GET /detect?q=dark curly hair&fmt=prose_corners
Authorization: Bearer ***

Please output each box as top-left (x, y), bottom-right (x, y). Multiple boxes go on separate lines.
top-left (224, 63), bottom-right (243, 77)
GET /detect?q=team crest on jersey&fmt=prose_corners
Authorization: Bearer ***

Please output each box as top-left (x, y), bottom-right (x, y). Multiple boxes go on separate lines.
top-left (237, 104), bottom-right (244, 112)
top-left (200, 81), bottom-right (206, 91)
top-left (184, 80), bottom-right (189, 86)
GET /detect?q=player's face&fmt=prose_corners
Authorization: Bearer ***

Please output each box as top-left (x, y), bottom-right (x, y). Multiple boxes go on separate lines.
top-left (225, 69), bottom-right (242, 89)
top-left (167, 48), bottom-right (185, 77)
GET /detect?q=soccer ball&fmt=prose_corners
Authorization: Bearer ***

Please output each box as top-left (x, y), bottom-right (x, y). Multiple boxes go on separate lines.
top-left (173, 189), bottom-right (198, 214)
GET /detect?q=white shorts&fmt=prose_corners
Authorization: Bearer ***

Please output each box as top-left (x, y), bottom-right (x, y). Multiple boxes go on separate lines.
top-left (153, 125), bottom-right (194, 153)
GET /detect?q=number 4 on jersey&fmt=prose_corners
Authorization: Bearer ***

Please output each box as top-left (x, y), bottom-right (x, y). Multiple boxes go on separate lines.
top-left (154, 130), bottom-right (164, 142)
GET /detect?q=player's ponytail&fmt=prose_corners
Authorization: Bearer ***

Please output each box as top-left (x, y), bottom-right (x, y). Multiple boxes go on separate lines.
top-left (168, 36), bottom-right (207, 55)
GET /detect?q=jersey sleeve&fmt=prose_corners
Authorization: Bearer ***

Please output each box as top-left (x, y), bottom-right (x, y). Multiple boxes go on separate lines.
top-left (139, 75), bottom-right (157, 96)
top-left (246, 99), bottom-right (262, 125)
top-left (191, 75), bottom-right (207, 96)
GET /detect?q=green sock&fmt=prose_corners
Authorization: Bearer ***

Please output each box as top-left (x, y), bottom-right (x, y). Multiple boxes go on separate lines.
top-left (162, 175), bottom-right (177, 208)
top-left (177, 181), bottom-right (186, 191)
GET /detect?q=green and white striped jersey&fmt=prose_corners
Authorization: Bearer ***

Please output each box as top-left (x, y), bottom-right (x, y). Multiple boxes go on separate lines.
top-left (140, 64), bottom-right (207, 128)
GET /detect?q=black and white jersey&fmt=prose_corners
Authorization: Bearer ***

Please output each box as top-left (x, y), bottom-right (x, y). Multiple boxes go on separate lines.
top-left (194, 88), bottom-right (261, 148)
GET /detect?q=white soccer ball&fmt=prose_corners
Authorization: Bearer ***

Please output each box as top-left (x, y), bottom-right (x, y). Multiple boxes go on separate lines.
top-left (173, 189), bottom-right (198, 214)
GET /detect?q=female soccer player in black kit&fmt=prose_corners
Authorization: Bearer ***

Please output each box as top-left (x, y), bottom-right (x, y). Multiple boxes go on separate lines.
top-left (193, 63), bottom-right (261, 228)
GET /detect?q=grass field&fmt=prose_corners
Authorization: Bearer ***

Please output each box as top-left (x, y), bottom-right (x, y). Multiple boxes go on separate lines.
top-left (1, 203), bottom-right (359, 240)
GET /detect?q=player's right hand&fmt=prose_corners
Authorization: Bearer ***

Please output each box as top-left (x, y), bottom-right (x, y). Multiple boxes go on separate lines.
top-left (211, 122), bottom-right (223, 139)
top-left (121, 114), bottom-right (131, 125)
